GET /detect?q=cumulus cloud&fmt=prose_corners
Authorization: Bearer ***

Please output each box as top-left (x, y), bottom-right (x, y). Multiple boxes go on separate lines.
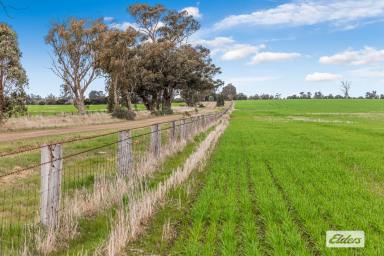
top-left (319, 47), bottom-right (384, 65)
top-left (193, 36), bottom-right (265, 60)
top-left (305, 72), bottom-right (342, 82)
top-left (182, 7), bottom-right (202, 18)
top-left (214, 1), bottom-right (384, 30)
top-left (251, 52), bottom-right (300, 64)
top-left (221, 44), bottom-right (265, 61)
top-left (194, 37), bottom-right (297, 63)
top-left (194, 37), bottom-right (235, 48)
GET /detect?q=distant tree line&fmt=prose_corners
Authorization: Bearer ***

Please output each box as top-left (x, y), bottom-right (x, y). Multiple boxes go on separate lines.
top-left (231, 90), bottom-right (384, 100)
top-left (225, 81), bottom-right (384, 100)
top-left (26, 90), bottom-right (109, 105)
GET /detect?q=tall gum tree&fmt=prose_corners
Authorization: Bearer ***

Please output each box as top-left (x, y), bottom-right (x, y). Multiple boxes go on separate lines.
top-left (96, 27), bottom-right (138, 112)
top-left (0, 23), bottom-right (28, 120)
top-left (129, 4), bottom-right (202, 113)
top-left (46, 19), bottom-right (106, 114)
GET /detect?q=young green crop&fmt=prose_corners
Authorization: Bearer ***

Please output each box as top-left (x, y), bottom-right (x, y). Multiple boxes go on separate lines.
top-left (26, 102), bottom-right (187, 115)
top-left (134, 99), bottom-right (384, 255)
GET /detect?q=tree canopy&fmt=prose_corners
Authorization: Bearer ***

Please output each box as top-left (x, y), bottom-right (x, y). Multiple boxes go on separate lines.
top-left (46, 19), bottom-right (107, 114)
top-left (97, 3), bottom-right (222, 115)
top-left (0, 23), bottom-right (28, 120)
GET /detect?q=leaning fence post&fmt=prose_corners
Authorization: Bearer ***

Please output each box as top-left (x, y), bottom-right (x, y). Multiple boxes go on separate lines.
top-left (40, 144), bottom-right (62, 229)
top-left (118, 130), bottom-right (133, 176)
top-left (151, 124), bottom-right (161, 157)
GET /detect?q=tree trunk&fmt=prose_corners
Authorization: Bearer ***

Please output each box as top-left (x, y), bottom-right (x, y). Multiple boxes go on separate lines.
top-left (74, 90), bottom-right (86, 115)
top-left (162, 88), bottom-right (173, 114)
top-left (113, 77), bottom-right (119, 111)
top-left (107, 82), bottom-right (115, 113)
top-left (153, 93), bottom-right (160, 112)
top-left (124, 89), bottom-right (133, 111)
top-left (0, 71), bottom-right (5, 119)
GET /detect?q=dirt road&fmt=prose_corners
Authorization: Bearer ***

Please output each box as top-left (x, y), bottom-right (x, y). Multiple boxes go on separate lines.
top-left (0, 103), bottom-right (219, 143)
top-left (0, 115), bottom-right (182, 143)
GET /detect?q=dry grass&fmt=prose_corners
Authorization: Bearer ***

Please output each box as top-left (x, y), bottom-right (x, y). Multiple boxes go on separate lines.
top-left (25, 112), bottom-right (222, 255)
top-left (1, 113), bottom-right (123, 131)
top-left (161, 218), bottom-right (175, 242)
top-left (0, 105), bottom-right (201, 132)
top-left (100, 113), bottom-right (230, 256)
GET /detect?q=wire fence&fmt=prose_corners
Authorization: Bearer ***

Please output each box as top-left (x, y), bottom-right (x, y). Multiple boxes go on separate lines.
top-left (0, 107), bottom-right (230, 254)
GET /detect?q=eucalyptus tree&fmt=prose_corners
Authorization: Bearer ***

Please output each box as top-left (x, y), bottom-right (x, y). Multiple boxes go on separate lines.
top-left (222, 83), bottom-right (237, 100)
top-left (128, 3), bottom-right (202, 113)
top-left (0, 23), bottom-right (28, 120)
top-left (96, 27), bottom-right (138, 111)
top-left (46, 19), bottom-right (107, 114)
top-left (179, 45), bottom-right (223, 106)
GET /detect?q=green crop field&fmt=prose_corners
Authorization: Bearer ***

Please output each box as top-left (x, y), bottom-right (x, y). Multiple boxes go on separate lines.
top-left (26, 104), bottom-right (108, 115)
top-left (26, 102), bottom-right (187, 115)
top-left (4, 100), bottom-right (384, 255)
top-left (132, 99), bottom-right (384, 255)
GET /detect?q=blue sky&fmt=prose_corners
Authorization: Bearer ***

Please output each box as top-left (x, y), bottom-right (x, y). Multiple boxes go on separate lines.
top-left (1, 0), bottom-right (384, 97)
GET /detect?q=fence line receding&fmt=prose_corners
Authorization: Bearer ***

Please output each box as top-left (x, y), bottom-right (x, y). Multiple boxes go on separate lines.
top-left (0, 108), bottom-right (230, 253)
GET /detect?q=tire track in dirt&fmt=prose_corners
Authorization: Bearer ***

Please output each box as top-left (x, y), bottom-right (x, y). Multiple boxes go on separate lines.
top-left (264, 160), bottom-right (321, 256)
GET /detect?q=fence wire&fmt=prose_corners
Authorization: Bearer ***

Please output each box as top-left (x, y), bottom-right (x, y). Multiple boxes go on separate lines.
top-left (0, 108), bottom-right (229, 254)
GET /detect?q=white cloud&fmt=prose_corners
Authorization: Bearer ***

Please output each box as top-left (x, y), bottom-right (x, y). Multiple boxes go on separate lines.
top-left (320, 47), bottom-right (384, 65)
top-left (195, 37), bottom-right (298, 64)
top-left (221, 44), bottom-right (265, 61)
top-left (103, 17), bottom-right (114, 23)
top-left (193, 36), bottom-right (265, 60)
top-left (251, 52), bottom-right (300, 64)
top-left (182, 7), bottom-right (202, 18)
top-left (215, 1), bottom-right (384, 30)
top-left (111, 22), bottom-right (138, 31)
top-left (305, 72), bottom-right (342, 82)
top-left (319, 50), bottom-right (358, 64)
top-left (194, 37), bottom-right (235, 48)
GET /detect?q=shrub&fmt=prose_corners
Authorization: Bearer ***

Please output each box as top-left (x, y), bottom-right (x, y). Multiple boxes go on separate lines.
top-left (112, 108), bottom-right (136, 120)
top-left (216, 94), bottom-right (225, 107)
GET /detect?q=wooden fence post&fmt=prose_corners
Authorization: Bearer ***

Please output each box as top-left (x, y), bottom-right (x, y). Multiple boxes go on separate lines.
top-left (118, 130), bottom-right (133, 176)
top-left (203, 115), bottom-right (206, 128)
top-left (185, 118), bottom-right (190, 139)
top-left (40, 144), bottom-right (62, 229)
top-left (170, 120), bottom-right (176, 143)
top-left (180, 119), bottom-right (186, 140)
top-left (151, 124), bottom-right (161, 157)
